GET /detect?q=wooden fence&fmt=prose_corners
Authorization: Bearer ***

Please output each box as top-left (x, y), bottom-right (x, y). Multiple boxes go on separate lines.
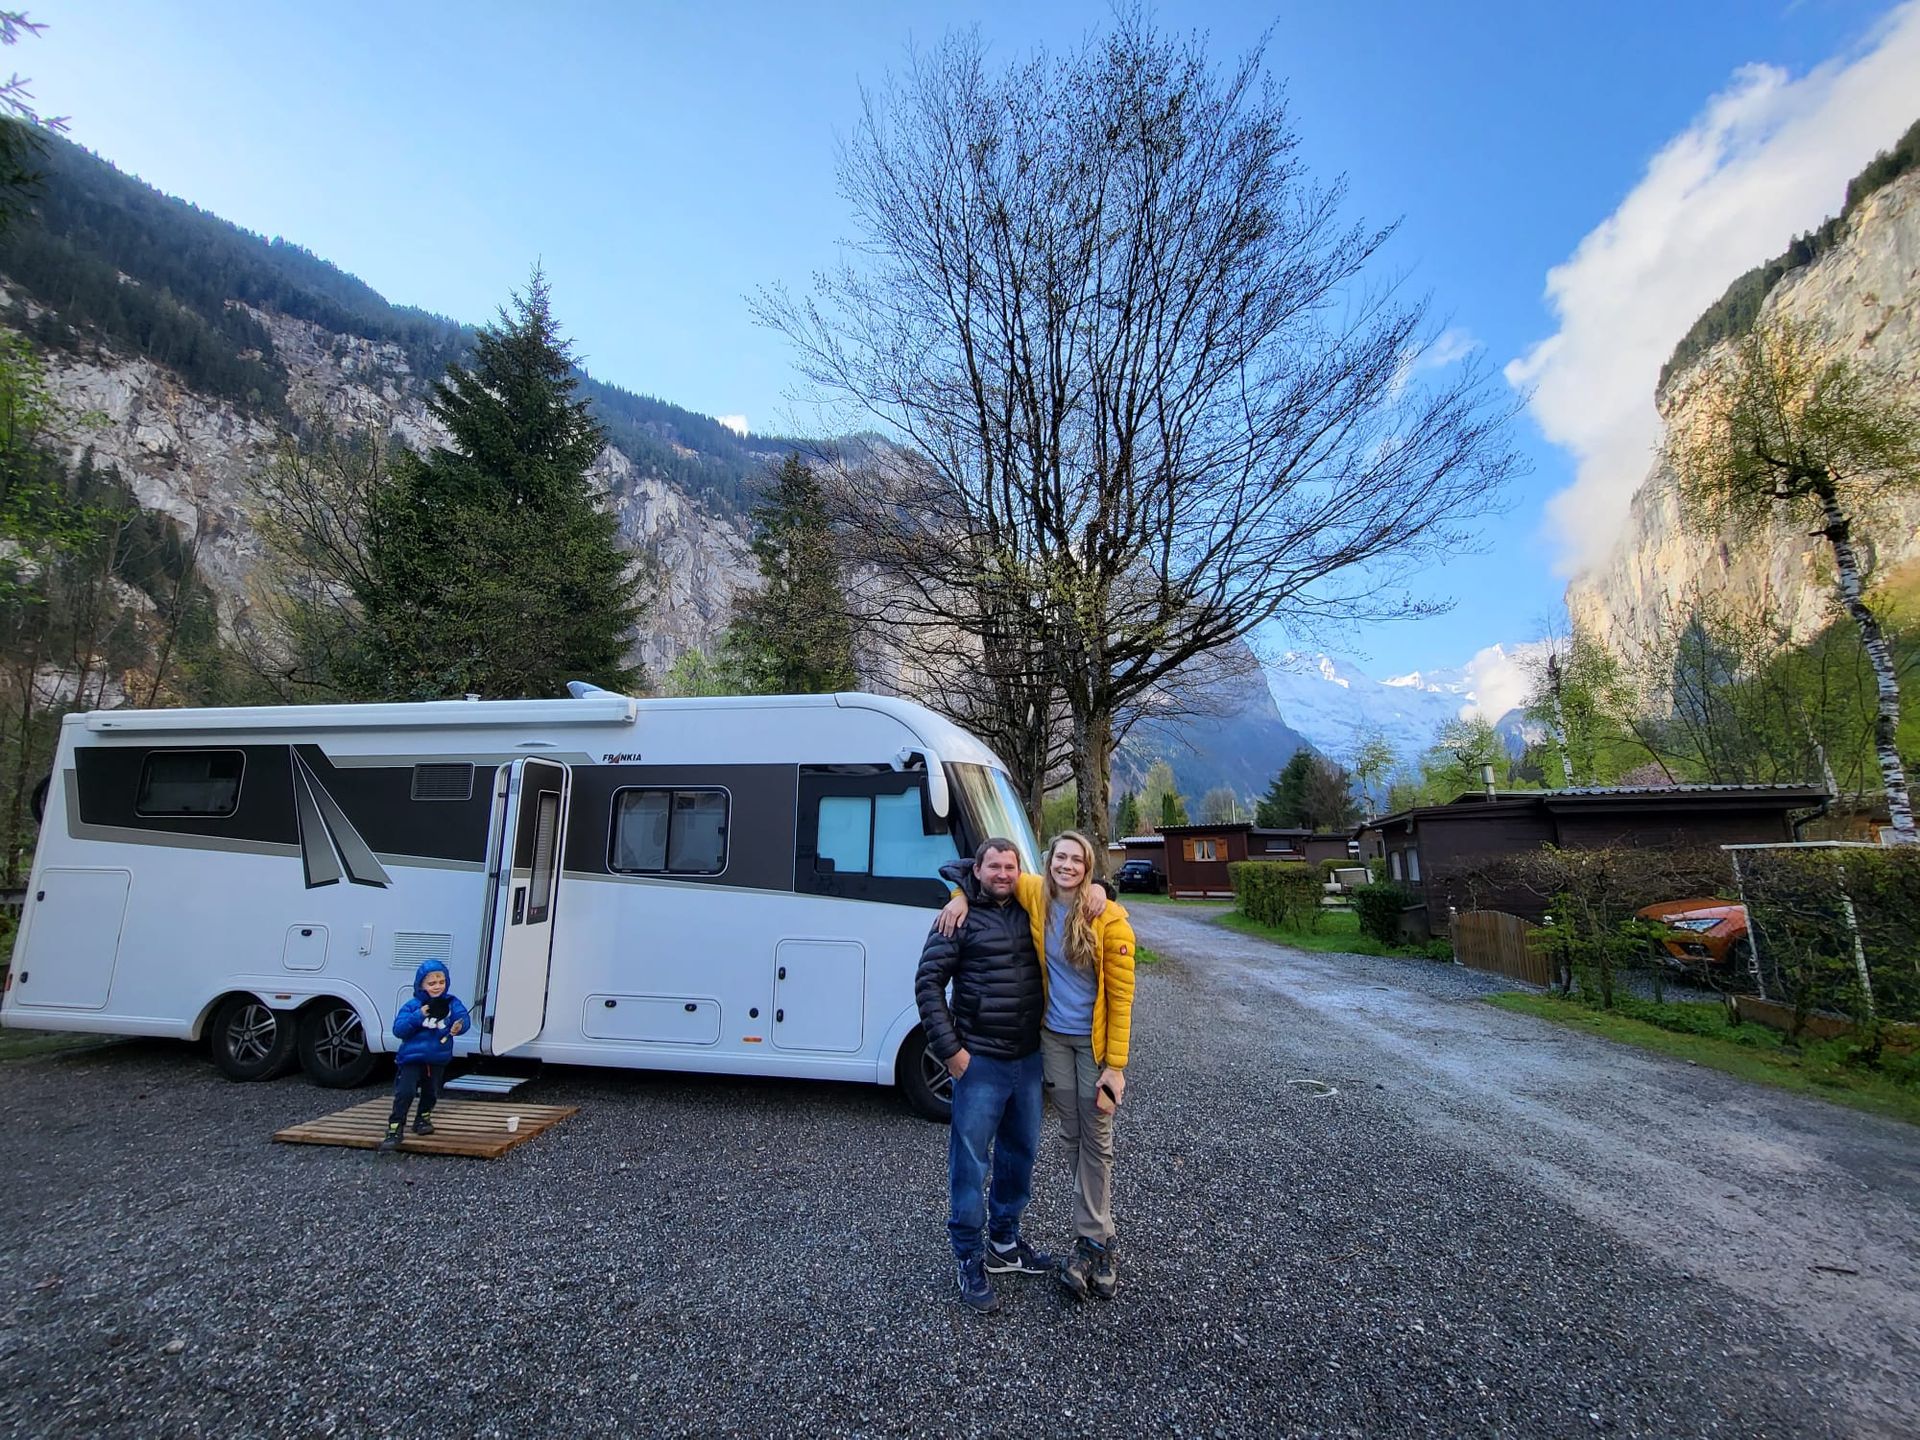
top-left (1452, 910), bottom-right (1557, 987)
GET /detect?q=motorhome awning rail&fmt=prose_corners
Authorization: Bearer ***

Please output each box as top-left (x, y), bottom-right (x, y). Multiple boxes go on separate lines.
top-left (83, 696), bottom-right (640, 733)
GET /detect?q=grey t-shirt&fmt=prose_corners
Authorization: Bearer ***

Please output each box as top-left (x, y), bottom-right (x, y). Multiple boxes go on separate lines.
top-left (1042, 898), bottom-right (1097, 1035)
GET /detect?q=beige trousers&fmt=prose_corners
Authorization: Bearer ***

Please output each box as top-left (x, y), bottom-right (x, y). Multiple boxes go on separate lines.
top-left (1040, 1028), bottom-right (1116, 1244)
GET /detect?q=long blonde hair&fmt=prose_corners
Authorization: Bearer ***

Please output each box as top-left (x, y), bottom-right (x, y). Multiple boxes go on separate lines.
top-left (1044, 830), bottom-right (1102, 974)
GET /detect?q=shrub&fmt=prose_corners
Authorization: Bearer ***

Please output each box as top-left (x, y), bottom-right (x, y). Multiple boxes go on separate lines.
top-left (1318, 858), bottom-right (1348, 879)
top-left (1735, 845), bottom-right (1920, 1037)
top-left (1231, 861), bottom-right (1322, 931)
top-left (1352, 882), bottom-right (1414, 946)
top-left (1420, 939), bottom-right (1455, 962)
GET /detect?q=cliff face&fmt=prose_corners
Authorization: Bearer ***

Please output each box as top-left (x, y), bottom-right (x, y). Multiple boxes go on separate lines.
top-left (6, 299), bottom-right (754, 679)
top-left (1567, 170), bottom-right (1920, 654)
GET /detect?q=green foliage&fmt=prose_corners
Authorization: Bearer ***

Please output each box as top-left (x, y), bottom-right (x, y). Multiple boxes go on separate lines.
top-left (1318, 858), bottom-right (1349, 878)
top-left (1114, 790), bottom-right (1142, 837)
top-left (1415, 716), bottom-right (1505, 804)
top-left (358, 273), bottom-right (646, 700)
top-left (721, 453), bottom-right (856, 694)
top-left (1523, 629), bottom-right (1642, 786)
top-left (659, 645), bottom-right (750, 698)
top-left (1199, 785), bottom-right (1241, 824)
top-left (1349, 729), bottom-right (1396, 814)
top-left (1230, 860), bottom-right (1322, 931)
top-left (1352, 881), bottom-right (1414, 946)
top-left (1256, 750), bottom-right (1313, 827)
top-left (1139, 760), bottom-right (1182, 828)
top-left (1661, 117), bottom-right (1920, 388)
top-left (1738, 846), bottom-right (1920, 1033)
top-left (1039, 783), bottom-right (1079, 841)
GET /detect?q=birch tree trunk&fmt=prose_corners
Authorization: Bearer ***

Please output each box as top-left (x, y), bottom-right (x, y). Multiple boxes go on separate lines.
top-left (1818, 488), bottom-right (1916, 844)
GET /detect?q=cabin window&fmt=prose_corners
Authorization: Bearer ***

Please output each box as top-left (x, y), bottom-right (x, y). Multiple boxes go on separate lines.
top-left (412, 763), bottom-right (475, 801)
top-left (610, 788), bottom-right (729, 876)
top-left (526, 791), bottom-right (560, 922)
top-left (1188, 838), bottom-right (1219, 862)
top-left (1389, 851), bottom-right (1404, 881)
top-left (1406, 848), bottom-right (1422, 883)
top-left (135, 750), bottom-right (244, 818)
top-left (797, 766), bottom-right (957, 906)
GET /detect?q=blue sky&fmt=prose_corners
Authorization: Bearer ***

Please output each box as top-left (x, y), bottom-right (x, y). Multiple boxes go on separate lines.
top-left (20, 0), bottom-right (1918, 692)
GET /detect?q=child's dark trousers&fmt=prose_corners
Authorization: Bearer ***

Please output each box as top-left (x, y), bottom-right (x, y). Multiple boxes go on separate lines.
top-left (388, 1062), bottom-right (447, 1128)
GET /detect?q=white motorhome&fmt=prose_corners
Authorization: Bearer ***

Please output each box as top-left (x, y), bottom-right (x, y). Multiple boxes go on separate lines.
top-left (1, 689), bottom-right (1040, 1119)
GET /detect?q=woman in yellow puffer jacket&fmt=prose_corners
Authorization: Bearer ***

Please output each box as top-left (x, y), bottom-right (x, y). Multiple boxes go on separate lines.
top-left (938, 829), bottom-right (1137, 1299)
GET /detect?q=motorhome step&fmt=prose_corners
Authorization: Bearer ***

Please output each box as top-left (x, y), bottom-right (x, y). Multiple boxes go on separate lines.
top-left (442, 1072), bottom-right (537, 1095)
top-left (272, 1098), bottom-right (577, 1159)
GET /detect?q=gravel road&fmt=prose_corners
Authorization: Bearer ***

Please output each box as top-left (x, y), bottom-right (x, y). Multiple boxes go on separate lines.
top-left (1, 905), bottom-right (1914, 1439)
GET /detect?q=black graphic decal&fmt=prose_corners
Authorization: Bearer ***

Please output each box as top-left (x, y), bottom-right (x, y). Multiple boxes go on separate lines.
top-left (291, 749), bottom-right (393, 888)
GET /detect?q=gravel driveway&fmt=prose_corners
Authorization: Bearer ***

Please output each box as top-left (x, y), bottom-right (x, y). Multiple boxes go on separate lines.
top-left (1, 906), bottom-right (1914, 1439)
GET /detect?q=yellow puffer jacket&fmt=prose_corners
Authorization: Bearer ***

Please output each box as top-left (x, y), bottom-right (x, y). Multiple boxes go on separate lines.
top-left (1014, 872), bottom-right (1137, 1069)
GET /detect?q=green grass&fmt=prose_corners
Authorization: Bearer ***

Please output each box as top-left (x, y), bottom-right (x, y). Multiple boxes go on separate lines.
top-left (1120, 892), bottom-right (1232, 907)
top-left (0, 1027), bottom-right (114, 1063)
top-left (1136, 945), bottom-right (1164, 966)
top-left (1485, 991), bottom-right (1920, 1126)
top-left (1218, 907), bottom-right (1443, 960)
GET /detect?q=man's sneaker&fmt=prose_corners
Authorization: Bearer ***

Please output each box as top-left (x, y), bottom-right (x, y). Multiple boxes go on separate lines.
top-left (412, 1113), bottom-right (436, 1136)
top-left (376, 1124), bottom-right (402, 1152)
top-left (984, 1235), bottom-right (1054, 1276)
top-left (1090, 1238), bottom-right (1120, 1299)
top-left (954, 1254), bottom-right (999, 1315)
top-left (1057, 1237), bottom-right (1101, 1300)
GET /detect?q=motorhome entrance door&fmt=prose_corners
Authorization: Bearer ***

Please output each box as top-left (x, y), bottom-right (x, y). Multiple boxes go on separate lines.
top-left (483, 758), bottom-right (569, 1053)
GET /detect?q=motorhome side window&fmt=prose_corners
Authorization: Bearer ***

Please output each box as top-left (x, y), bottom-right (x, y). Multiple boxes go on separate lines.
top-left (610, 788), bottom-right (728, 875)
top-left (135, 750), bottom-right (244, 817)
top-left (798, 767), bottom-right (958, 905)
top-left (819, 791), bottom-right (954, 879)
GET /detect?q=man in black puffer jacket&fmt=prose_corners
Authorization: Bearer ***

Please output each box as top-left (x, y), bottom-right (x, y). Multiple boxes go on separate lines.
top-left (916, 838), bottom-right (1052, 1314)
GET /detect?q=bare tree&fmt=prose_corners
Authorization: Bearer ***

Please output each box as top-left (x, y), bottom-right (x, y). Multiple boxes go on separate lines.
top-left (759, 18), bottom-right (1516, 846)
top-left (1673, 318), bottom-right (1920, 842)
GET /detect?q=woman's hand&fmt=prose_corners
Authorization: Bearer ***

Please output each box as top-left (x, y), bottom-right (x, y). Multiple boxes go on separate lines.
top-left (935, 891), bottom-right (969, 937)
top-left (1096, 1067), bottom-right (1125, 1112)
top-left (1080, 885), bottom-right (1109, 919)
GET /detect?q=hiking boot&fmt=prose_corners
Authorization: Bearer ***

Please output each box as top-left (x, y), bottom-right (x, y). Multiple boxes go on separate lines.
top-left (376, 1124), bottom-right (402, 1152)
top-left (1090, 1238), bottom-right (1120, 1299)
top-left (954, 1254), bottom-right (999, 1315)
top-left (984, 1234), bottom-right (1054, 1276)
top-left (412, 1113), bottom-right (436, 1136)
top-left (1057, 1237), bottom-right (1100, 1301)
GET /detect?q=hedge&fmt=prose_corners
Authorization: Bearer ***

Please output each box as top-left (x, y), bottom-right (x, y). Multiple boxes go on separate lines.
top-left (1352, 882), bottom-right (1415, 946)
top-left (1735, 846), bottom-right (1920, 1032)
top-left (1231, 861), bottom-right (1322, 931)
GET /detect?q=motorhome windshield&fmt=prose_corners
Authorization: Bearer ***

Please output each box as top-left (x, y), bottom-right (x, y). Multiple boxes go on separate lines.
top-left (947, 763), bottom-right (1040, 873)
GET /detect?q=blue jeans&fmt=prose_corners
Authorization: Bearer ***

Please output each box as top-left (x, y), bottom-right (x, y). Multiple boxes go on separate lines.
top-left (947, 1050), bottom-right (1043, 1260)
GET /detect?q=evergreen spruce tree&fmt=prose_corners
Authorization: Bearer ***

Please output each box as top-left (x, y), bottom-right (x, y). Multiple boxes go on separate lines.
top-left (363, 270), bottom-right (644, 699)
top-left (1257, 750), bottom-right (1315, 827)
top-left (723, 453), bottom-right (856, 694)
top-left (1115, 791), bottom-right (1141, 837)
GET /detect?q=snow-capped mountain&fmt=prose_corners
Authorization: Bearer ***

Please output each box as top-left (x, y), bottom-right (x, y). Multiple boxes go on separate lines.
top-left (1264, 644), bottom-right (1545, 765)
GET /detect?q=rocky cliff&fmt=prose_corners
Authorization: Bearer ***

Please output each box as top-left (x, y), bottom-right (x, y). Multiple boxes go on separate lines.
top-left (4, 297), bottom-right (755, 679)
top-left (1567, 168), bottom-right (1920, 655)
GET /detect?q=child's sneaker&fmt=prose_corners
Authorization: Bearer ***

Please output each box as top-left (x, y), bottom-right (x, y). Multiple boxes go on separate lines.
top-left (376, 1123), bottom-right (402, 1152)
top-left (412, 1113), bottom-right (436, 1136)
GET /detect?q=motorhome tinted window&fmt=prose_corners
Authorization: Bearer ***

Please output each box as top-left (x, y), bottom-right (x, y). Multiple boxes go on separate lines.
top-left (527, 791), bottom-right (560, 922)
top-left (817, 795), bottom-right (871, 872)
top-left (611, 788), bottom-right (728, 876)
top-left (135, 750), bottom-right (244, 817)
top-left (872, 790), bottom-right (954, 879)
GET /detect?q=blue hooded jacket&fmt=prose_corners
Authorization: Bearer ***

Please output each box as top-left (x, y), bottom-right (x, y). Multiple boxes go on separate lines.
top-left (392, 959), bottom-right (471, 1066)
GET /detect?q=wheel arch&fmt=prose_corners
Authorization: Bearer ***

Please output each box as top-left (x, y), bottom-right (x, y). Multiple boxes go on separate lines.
top-left (189, 981), bottom-right (385, 1047)
top-left (876, 1002), bottom-right (925, 1087)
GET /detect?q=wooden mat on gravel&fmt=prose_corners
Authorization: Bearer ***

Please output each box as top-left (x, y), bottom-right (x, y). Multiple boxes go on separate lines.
top-left (273, 1097), bottom-right (577, 1158)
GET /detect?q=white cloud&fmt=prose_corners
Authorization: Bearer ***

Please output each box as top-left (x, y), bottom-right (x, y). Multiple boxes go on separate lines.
top-left (1508, 2), bottom-right (1920, 577)
top-left (1389, 325), bottom-right (1478, 399)
top-left (1457, 641), bottom-right (1547, 723)
top-left (715, 414), bottom-right (749, 437)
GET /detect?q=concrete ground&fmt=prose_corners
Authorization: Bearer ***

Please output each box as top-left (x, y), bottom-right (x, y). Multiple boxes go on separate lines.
top-left (0, 904), bottom-right (1913, 1438)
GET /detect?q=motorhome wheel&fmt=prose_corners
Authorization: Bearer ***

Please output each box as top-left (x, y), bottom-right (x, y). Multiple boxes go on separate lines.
top-left (208, 995), bottom-right (298, 1082)
top-left (298, 1002), bottom-right (378, 1088)
top-left (896, 1029), bottom-right (955, 1123)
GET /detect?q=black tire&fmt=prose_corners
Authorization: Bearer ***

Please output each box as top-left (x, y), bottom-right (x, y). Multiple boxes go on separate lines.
top-left (207, 994), bottom-right (299, 1082)
top-left (297, 1000), bottom-right (379, 1088)
top-left (896, 1028), bottom-right (954, 1123)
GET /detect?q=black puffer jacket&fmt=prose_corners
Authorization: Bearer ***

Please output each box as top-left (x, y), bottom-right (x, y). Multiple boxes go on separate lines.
top-left (914, 860), bottom-right (1045, 1062)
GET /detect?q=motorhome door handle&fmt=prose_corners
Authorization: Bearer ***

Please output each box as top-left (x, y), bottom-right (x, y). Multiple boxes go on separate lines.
top-left (512, 886), bottom-right (526, 924)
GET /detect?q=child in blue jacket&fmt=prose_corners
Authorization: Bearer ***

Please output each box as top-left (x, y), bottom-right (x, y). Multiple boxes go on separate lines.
top-left (380, 959), bottom-right (470, 1150)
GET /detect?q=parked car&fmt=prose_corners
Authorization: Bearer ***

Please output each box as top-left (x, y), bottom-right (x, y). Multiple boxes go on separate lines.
top-left (1115, 859), bottom-right (1165, 894)
top-left (1636, 899), bottom-right (1751, 967)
